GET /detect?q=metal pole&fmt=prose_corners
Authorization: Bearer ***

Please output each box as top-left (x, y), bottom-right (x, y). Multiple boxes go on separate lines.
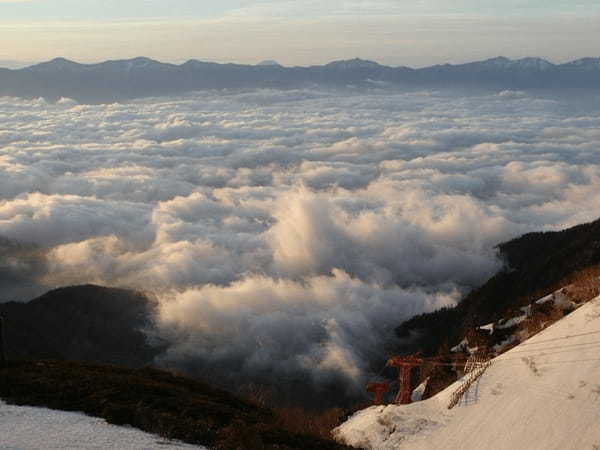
top-left (396, 365), bottom-right (413, 404)
top-left (387, 355), bottom-right (423, 405)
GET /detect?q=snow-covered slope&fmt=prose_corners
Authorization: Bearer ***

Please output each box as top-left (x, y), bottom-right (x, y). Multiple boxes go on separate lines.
top-left (0, 401), bottom-right (205, 449)
top-left (334, 295), bottom-right (600, 450)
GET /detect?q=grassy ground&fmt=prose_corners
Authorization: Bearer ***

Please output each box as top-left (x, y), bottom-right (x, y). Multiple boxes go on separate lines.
top-left (0, 360), bottom-right (350, 450)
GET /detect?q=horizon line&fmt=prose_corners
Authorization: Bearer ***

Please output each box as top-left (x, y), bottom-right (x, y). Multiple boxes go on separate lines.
top-left (5, 55), bottom-right (600, 71)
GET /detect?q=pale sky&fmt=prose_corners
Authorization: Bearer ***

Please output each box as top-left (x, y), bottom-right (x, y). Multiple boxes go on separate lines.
top-left (1, 0), bottom-right (599, 67)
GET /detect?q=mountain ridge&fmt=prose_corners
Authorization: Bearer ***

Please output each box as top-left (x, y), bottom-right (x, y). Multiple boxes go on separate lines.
top-left (0, 284), bottom-right (160, 367)
top-left (1, 55), bottom-right (600, 103)
top-left (395, 216), bottom-right (600, 358)
top-left (11, 55), bottom-right (600, 71)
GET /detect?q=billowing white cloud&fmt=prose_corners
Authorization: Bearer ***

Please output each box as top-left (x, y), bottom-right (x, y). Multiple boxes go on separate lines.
top-left (153, 269), bottom-right (457, 403)
top-left (1, 87), bottom-right (600, 402)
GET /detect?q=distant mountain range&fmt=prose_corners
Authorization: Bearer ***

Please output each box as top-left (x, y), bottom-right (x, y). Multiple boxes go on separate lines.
top-left (0, 60), bottom-right (36, 69)
top-left (1, 56), bottom-right (599, 103)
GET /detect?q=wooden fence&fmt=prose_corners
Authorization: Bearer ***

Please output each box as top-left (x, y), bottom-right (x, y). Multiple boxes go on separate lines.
top-left (448, 355), bottom-right (493, 409)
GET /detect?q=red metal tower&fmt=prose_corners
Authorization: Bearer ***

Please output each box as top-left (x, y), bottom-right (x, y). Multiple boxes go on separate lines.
top-left (387, 355), bottom-right (423, 404)
top-left (366, 381), bottom-right (390, 405)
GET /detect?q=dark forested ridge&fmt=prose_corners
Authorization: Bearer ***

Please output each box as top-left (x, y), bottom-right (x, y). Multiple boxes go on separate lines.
top-left (397, 216), bottom-right (600, 355)
top-left (0, 284), bottom-right (159, 366)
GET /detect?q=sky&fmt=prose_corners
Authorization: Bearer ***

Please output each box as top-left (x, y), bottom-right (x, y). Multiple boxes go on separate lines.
top-left (1, 0), bottom-right (599, 67)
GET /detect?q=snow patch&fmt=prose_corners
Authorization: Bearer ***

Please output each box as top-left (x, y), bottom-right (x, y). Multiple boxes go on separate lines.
top-left (335, 296), bottom-right (600, 449)
top-left (450, 338), bottom-right (468, 353)
top-left (493, 334), bottom-right (518, 353)
top-left (497, 314), bottom-right (527, 329)
top-left (478, 323), bottom-right (495, 335)
top-left (0, 402), bottom-right (204, 449)
top-left (411, 378), bottom-right (429, 403)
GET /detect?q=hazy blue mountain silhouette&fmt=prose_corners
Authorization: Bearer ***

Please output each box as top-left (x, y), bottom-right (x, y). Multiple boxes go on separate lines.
top-left (1, 56), bottom-right (599, 102)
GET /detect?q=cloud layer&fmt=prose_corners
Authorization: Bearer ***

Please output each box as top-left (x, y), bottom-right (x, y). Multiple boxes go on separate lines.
top-left (2, 87), bottom-right (600, 403)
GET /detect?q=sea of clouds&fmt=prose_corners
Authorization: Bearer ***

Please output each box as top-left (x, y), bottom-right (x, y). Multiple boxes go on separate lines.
top-left (1, 87), bottom-right (600, 403)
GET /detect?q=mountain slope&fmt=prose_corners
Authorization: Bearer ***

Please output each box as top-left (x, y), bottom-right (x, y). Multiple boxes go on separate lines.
top-left (396, 216), bottom-right (600, 356)
top-left (334, 295), bottom-right (600, 449)
top-left (0, 285), bottom-right (159, 366)
top-left (0, 360), bottom-right (348, 449)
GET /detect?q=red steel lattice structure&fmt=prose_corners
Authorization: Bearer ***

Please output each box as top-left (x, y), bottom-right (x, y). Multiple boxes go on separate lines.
top-left (387, 355), bottom-right (423, 404)
top-left (366, 381), bottom-right (390, 405)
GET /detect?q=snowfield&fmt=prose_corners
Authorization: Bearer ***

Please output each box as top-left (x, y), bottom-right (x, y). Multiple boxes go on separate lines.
top-left (0, 402), bottom-right (205, 449)
top-left (334, 295), bottom-right (600, 450)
